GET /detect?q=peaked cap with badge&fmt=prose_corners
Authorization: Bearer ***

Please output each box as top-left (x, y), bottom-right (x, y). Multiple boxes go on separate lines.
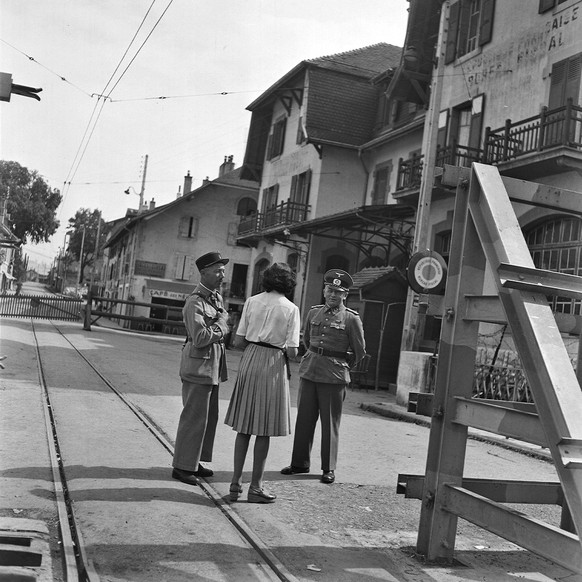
top-left (195, 251), bottom-right (229, 271)
top-left (323, 269), bottom-right (353, 292)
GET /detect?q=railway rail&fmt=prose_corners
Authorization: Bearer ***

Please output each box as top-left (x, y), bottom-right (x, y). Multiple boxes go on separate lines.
top-left (28, 319), bottom-right (297, 582)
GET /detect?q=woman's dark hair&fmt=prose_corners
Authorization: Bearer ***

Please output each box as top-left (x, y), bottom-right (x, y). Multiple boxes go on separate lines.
top-left (262, 262), bottom-right (296, 295)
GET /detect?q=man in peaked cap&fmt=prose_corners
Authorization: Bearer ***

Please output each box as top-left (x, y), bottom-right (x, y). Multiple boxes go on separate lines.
top-left (281, 268), bottom-right (366, 484)
top-left (172, 251), bottom-right (230, 486)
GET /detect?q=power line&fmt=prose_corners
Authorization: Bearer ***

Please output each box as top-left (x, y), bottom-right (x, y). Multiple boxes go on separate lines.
top-left (0, 38), bottom-right (93, 97)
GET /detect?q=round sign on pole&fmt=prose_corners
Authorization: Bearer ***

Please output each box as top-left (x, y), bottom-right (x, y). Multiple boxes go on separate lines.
top-left (407, 250), bottom-right (448, 295)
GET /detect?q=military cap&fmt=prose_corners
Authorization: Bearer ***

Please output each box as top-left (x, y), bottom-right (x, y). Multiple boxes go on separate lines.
top-left (323, 269), bottom-right (353, 291)
top-left (195, 251), bottom-right (229, 271)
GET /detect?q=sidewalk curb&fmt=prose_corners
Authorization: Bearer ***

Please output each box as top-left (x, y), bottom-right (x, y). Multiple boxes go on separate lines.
top-left (360, 402), bottom-right (553, 464)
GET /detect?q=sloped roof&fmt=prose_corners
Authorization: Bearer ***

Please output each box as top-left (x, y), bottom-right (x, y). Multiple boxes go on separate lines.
top-left (350, 266), bottom-right (404, 290)
top-left (105, 167), bottom-right (258, 248)
top-left (307, 43), bottom-right (402, 77)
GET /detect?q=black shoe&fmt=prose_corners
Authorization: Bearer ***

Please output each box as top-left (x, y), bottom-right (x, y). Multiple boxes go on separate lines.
top-left (248, 486), bottom-right (276, 503)
top-left (172, 468), bottom-right (200, 486)
top-left (193, 464), bottom-right (214, 478)
top-left (321, 470), bottom-right (335, 484)
top-left (280, 465), bottom-right (309, 475)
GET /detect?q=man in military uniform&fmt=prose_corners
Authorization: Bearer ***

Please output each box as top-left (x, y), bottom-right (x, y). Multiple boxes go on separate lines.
top-left (281, 269), bottom-right (366, 483)
top-left (172, 251), bottom-right (230, 486)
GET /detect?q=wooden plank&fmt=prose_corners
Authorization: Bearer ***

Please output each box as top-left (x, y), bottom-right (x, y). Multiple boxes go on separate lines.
top-left (442, 485), bottom-right (582, 573)
top-left (451, 397), bottom-right (545, 446)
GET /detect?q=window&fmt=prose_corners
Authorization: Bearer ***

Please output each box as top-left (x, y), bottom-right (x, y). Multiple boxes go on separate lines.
top-left (266, 116), bottom-right (287, 160)
top-left (539, 0), bottom-right (570, 13)
top-left (548, 54), bottom-right (582, 109)
top-left (371, 164), bottom-right (391, 205)
top-left (445, 0), bottom-right (495, 64)
top-left (525, 217), bottom-right (582, 314)
top-left (296, 116), bottom-right (306, 144)
top-left (290, 170), bottom-right (312, 205)
top-left (435, 230), bottom-right (452, 264)
top-left (261, 184), bottom-right (279, 214)
top-left (178, 216), bottom-right (198, 239)
top-left (236, 197), bottom-right (257, 216)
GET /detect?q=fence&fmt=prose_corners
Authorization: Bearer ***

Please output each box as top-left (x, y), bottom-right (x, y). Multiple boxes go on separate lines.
top-left (0, 294), bottom-right (83, 320)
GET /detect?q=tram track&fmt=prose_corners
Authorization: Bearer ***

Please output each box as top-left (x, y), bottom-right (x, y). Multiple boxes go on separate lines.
top-left (32, 320), bottom-right (298, 582)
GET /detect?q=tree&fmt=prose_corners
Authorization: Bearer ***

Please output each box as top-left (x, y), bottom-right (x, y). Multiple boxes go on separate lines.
top-left (67, 209), bottom-right (107, 283)
top-left (0, 160), bottom-right (61, 244)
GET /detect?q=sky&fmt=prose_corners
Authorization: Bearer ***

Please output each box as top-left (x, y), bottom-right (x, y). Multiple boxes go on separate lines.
top-left (0, 0), bottom-right (409, 273)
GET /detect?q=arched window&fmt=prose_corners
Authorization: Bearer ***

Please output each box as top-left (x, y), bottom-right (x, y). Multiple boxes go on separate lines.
top-left (525, 216), bottom-right (582, 314)
top-left (237, 197), bottom-right (257, 216)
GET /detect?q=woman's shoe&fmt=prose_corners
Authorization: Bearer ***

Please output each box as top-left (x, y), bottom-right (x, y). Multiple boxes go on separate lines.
top-left (229, 483), bottom-right (243, 501)
top-left (247, 486), bottom-right (276, 504)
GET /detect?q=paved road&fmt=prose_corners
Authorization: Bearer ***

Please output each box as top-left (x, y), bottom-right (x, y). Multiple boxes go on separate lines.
top-left (0, 312), bottom-right (579, 580)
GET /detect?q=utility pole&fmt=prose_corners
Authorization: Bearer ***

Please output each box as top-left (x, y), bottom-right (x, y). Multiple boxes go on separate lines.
top-left (138, 154), bottom-right (148, 213)
top-left (401, 1), bottom-right (449, 352)
top-left (78, 224), bottom-right (86, 290)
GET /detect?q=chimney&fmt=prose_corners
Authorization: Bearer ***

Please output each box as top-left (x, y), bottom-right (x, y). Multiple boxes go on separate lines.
top-left (203, 176), bottom-right (210, 185)
top-left (176, 185), bottom-right (181, 199)
top-left (149, 198), bottom-right (155, 210)
top-left (218, 155), bottom-right (235, 177)
top-left (183, 171), bottom-right (192, 195)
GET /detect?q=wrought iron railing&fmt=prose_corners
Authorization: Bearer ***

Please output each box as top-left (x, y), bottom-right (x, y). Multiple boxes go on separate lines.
top-left (396, 144), bottom-right (483, 191)
top-left (484, 99), bottom-right (582, 164)
top-left (237, 200), bottom-right (310, 235)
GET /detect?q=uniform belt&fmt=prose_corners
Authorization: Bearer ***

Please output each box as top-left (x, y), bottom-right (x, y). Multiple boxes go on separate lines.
top-left (308, 346), bottom-right (348, 359)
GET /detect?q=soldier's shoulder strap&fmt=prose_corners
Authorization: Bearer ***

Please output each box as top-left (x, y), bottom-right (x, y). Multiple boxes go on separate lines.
top-left (310, 304), bottom-right (325, 310)
top-left (345, 307), bottom-right (361, 316)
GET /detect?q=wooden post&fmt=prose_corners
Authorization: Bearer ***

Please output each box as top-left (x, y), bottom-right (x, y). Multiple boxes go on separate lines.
top-left (83, 288), bottom-right (92, 331)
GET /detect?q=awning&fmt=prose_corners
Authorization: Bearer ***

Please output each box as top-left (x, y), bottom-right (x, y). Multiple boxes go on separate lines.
top-left (145, 279), bottom-right (194, 301)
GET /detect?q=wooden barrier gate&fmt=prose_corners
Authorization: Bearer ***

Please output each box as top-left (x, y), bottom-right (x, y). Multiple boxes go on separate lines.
top-left (398, 163), bottom-right (582, 573)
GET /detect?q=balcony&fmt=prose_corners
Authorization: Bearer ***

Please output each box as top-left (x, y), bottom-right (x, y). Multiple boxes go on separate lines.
top-left (395, 100), bottom-right (582, 197)
top-left (237, 200), bottom-right (310, 241)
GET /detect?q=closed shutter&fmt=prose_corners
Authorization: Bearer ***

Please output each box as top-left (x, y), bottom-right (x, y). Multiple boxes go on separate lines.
top-left (290, 175), bottom-right (298, 202)
top-left (445, 1), bottom-right (460, 64)
top-left (479, 0), bottom-right (495, 46)
top-left (178, 216), bottom-right (190, 237)
top-left (539, 0), bottom-right (555, 13)
top-left (549, 56), bottom-right (582, 109)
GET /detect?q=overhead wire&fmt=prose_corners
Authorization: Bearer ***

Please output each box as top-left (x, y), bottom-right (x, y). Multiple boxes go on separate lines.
top-left (59, 0), bottom-right (174, 215)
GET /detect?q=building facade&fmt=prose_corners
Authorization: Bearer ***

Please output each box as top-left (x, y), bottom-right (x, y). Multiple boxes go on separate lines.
top-left (101, 157), bottom-right (258, 334)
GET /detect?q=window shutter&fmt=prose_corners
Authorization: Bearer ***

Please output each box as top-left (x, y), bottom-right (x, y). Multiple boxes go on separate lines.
top-left (175, 254), bottom-right (185, 279)
top-left (445, 1), bottom-right (460, 64)
top-left (437, 109), bottom-right (449, 149)
top-left (178, 216), bottom-right (190, 237)
top-left (479, 0), bottom-right (495, 46)
top-left (273, 183), bottom-right (279, 206)
top-left (549, 60), bottom-right (567, 109)
top-left (183, 255), bottom-right (193, 280)
top-left (266, 134), bottom-right (273, 160)
top-left (564, 55), bottom-right (582, 106)
top-left (469, 95), bottom-right (484, 150)
top-left (290, 175), bottom-right (298, 202)
top-left (539, 0), bottom-right (555, 13)
top-left (304, 169), bottom-right (312, 206)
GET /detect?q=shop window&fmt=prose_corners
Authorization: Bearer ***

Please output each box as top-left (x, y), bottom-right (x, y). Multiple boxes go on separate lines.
top-left (525, 216), bottom-right (582, 315)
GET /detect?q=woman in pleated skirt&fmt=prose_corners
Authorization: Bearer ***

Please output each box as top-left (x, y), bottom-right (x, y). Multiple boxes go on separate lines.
top-left (225, 263), bottom-right (300, 503)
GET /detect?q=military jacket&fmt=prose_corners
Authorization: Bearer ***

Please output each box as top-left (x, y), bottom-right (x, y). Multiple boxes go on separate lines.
top-left (179, 284), bottom-right (228, 385)
top-left (298, 303), bottom-right (366, 384)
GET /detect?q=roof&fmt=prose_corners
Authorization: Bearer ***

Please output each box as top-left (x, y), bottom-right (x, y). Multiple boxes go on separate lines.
top-left (104, 167), bottom-right (258, 248)
top-left (242, 44), bottom-right (402, 179)
top-left (351, 266), bottom-right (400, 289)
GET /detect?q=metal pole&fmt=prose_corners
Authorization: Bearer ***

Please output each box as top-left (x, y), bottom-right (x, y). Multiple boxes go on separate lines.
top-left (78, 225), bottom-right (86, 289)
top-left (138, 154), bottom-right (148, 213)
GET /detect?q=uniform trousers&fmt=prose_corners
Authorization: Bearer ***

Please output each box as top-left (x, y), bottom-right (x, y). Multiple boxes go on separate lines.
top-left (290, 378), bottom-right (346, 471)
top-left (173, 381), bottom-right (219, 472)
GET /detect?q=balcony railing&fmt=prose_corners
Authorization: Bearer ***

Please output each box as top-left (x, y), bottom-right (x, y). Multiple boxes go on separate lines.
top-left (396, 100), bottom-right (582, 192)
top-left (396, 143), bottom-right (482, 191)
top-left (484, 99), bottom-right (582, 163)
top-left (237, 200), bottom-right (310, 236)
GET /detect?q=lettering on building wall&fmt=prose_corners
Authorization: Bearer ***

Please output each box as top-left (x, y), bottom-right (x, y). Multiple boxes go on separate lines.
top-left (546, 6), bottom-right (578, 51)
top-left (149, 289), bottom-right (188, 301)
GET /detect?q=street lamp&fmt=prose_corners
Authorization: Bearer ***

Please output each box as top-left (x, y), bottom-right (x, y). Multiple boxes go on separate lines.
top-left (124, 186), bottom-right (144, 213)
